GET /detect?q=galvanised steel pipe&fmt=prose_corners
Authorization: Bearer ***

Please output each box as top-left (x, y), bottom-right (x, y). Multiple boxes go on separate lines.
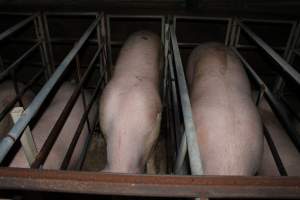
top-left (0, 15), bottom-right (101, 163)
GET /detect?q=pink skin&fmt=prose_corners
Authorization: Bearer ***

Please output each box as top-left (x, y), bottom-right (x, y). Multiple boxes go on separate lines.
top-left (99, 31), bottom-right (162, 173)
top-left (257, 97), bottom-right (300, 176)
top-left (186, 42), bottom-right (264, 175)
top-left (10, 82), bottom-right (96, 169)
top-left (0, 81), bottom-right (34, 140)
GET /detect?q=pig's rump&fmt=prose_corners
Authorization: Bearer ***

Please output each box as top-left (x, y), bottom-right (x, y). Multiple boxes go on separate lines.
top-left (187, 43), bottom-right (263, 175)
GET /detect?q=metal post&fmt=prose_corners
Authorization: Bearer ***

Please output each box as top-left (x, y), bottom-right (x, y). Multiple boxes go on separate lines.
top-left (10, 107), bottom-right (38, 166)
top-left (0, 16), bottom-right (101, 163)
top-left (170, 25), bottom-right (203, 175)
top-left (42, 13), bottom-right (55, 71)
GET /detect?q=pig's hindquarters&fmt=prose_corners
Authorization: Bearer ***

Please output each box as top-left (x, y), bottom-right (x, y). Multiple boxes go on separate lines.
top-left (187, 43), bottom-right (263, 175)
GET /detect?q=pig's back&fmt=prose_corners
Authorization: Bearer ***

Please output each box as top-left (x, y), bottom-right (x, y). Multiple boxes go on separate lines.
top-left (187, 43), bottom-right (263, 175)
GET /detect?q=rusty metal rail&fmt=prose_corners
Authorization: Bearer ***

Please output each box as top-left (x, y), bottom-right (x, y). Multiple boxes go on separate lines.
top-left (0, 13), bottom-right (300, 200)
top-left (0, 168), bottom-right (300, 198)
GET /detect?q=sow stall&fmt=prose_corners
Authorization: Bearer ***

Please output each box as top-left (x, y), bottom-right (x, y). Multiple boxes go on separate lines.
top-left (0, 12), bottom-right (299, 199)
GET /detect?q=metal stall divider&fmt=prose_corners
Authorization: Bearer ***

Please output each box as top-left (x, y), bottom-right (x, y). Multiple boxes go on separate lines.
top-left (0, 13), bottom-right (299, 200)
top-left (169, 23), bottom-right (203, 176)
top-left (232, 18), bottom-right (300, 152)
top-left (230, 17), bottom-right (300, 176)
top-left (0, 13), bottom-right (103, 166)
top-left (0, 12), bottom-right (48, 166)
top-left (172, 16), bottom-right (232, 175)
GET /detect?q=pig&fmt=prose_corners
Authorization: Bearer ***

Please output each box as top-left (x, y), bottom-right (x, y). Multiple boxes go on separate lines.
top-left (257, 97), bottom-right (300, 176)
top-left (99, 31), bottom-right (162, 173)
top-left (10, 82), bottom-right (96, 169)
top-left (186, 42), bottom-right (264, 175)
top-left (0, 80), bottom-right (34, 140)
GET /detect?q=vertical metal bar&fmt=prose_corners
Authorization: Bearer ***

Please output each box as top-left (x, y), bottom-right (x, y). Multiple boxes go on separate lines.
top-left (284, 21), bottom-right (297, 59)
top-left (10, 107), bottom-right (38, 165)
top-left (287, 22), bottom-right (300, 64)
top-left (75, 55), bottom-right (91, 133)
top-left (36, 13), bottom-right (54, 78)
top-left (106, 15), bottom-right (113, 79)
top-left (10, 70), bottom-right (24, 108)
top-left (229, 17), bottom-right (237, 47)
top-left (225, 18), bottom-right (232, 46)
top-left (170, 25), bottom-right (203, 175)
top-left (42, 13), bottom-right (55, 71)
top-left (0, 16), bottom-right (101, 163)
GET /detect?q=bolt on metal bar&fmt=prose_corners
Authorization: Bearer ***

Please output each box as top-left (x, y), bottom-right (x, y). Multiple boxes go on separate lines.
top-left (61, 72), bottom-right (104, 170)
top-left (31, 47), bottom-right (102, 169)
top-left (0, 42), bottom-right (41, 80)
top-left (232, 47), bottom-right (300, 152)
top-left (0, 16), bottom-right (101, 164)
top-left (238, 20), bottom-right (300, 86)
top-left (170, 25), bottom-right (203, 175)
top-left (0, 14), bottom-right (37, 41)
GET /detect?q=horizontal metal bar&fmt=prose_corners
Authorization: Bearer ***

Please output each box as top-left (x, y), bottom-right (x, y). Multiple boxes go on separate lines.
top-left (0, 168), bottom-right (300, 198)
top-left (232, 47), bottom-right (300, 152)
top-left (240, 18), bottom-right (296, 24)
top-left (0, 14), bottom-right (37, 41)
top-left (170, 25), bottom-right (203, 175)
top-left (0, 42), bottom-right (41, 80)
top-left (236, 44), bottom-right (286, 51)
top-left (0, 16), bottom-right (101, 164)
top-left (238, 20), bottom-right (300, 86)
top-left (45, 12), bottom-right (98, 16)
top-left (174, 16), bottom-right (230, 21)
top-left (0, 12), bottom-right (33, 16)
top-left (107, 15), bottom-right (164, 19)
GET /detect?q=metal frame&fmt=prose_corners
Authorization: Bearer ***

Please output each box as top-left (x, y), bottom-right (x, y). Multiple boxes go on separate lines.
top-left (0, 13), bottom-right (299, 199)
top-left (0, 13), bottom-right (105, 169)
